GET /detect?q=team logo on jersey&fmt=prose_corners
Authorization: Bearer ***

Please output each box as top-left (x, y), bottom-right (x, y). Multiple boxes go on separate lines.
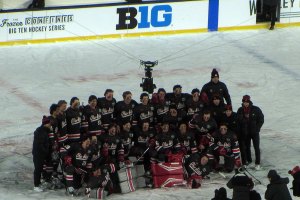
top-left (62, 121), bottom-right (67, 128)
top-left (157, 107), bottom-right (168, 115)
top-left (90, 114), bottom-right (101, 122)
top-left (76, 153), bottom-right (89, 160)
top-left (71, 117), bottom-right (81, 125)
top-left (121, 110), bottom-right (133, 118)
top-left (102, 108), bottom-right (114, 115)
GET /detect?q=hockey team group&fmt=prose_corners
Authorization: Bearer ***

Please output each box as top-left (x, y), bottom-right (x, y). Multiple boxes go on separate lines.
top-left (32, 69), bottom-right (299, 199)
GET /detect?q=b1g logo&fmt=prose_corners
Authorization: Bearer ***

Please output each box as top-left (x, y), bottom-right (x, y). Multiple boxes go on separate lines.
top-left (116, 5), bottom-right (172, 30)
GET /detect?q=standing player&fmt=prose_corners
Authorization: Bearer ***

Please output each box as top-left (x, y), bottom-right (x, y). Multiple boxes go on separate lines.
top-left (185, 88), bottom-right (206, 122)
top-left (151, 88), bottom-right (170, 125)
top-left (97, 89), bottom-right (116, 130)
top-left (57, 100), bottom-right (68, 146)
top-left (114, 91), bottom-right (138, 126)
top-left (166, 85), bottom-right (190, 112)
top-left (211, 123), bottom-right (241, 173)
top-left (66, 97), bottom-right (82, 143)
top-left (82, 95), bottom-right (104, 138)
top-left (132, 93), bottom-right (154, 132)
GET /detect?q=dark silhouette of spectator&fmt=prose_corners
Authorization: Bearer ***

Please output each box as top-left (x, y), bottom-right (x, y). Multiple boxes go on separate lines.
top-left (288, 166), bottom-right (300, 197)
top-left (263, 0), bottom-right (280, 30)
top-left (211, 187), bottom-right (231, 200)
top-left (265, 170), bottom-right (292, 200)
top-left (28, 0), bottom-right (45, 9)
top-left (227, 171), bottom-right (254, 200)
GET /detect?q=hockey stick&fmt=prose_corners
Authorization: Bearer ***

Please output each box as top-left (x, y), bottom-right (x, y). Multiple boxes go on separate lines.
top-left (135, 147), bottom-right (150, 164)
top-left (120, 147), bottom-right (150, 169)
top-left (243, 167), bottom-right (262, 185)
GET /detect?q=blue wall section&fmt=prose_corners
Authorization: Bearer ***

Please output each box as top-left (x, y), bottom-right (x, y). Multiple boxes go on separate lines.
top-left (208, 0), bottom-right (219, 31)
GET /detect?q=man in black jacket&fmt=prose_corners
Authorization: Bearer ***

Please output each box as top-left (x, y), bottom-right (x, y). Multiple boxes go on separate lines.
top-left (265, 170), bottom-right (292, 200)
top-left (227, 171), bottom-right (254, 200)
top-left (32, 116), bottom-right (52, 192)
top-left (237, 95), bottom-right (264, 170)
top-left (201, 68), bottom-right (231, 106)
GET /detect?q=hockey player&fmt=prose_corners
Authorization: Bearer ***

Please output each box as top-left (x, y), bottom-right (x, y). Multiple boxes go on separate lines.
top-left (221, 105), bottom-right (238, 134)
top-left (237, 95), bottom-right (264, 170)
top-left (82, 95), bottom-right (104, 138)
top-left (162, 104), bottom-right (186, 132)
top-left (85, 164), bottom-right (114, 199)
top-left (183, 153), bottom-right (210, 189)
top-left (60, 135), bottom-right (92, 195)
top-left (150, 122), bottom-right (178, 163)
top-left (57, 100), bottom-right (68, 146)
top-left (118, 122), bottom-right (134, 161)
top-left (32, 116), bottom-right (52, 192)
top-left (66, 97), bottom-right (82, 143)
top-left (166, 84), bottom-right (190, 112)
top-left (189, 110), bottom-right (217, 144)
top-left (151, 88), bottom-right (170, 125)
top-left (208, 94), bottom-right (226, 127)
top-left (177, 122), bottom-right (198, 155)
top-left (185, 88), bottom-right (206, 122)
top-left (99, 124), bottom-right (124, 193)
top-left (132, 121), bottom-right (154, 171)
top-left (132, 93), bottom-right (154, 131)
top-left (114, 91), bottom-right (138, 126)
top-left (99, 124), bottom-right (124, 165)
top-left (97, 89), bottom-right (116, 130)
top-left (211, 123), bottom-right (241, 173)
top-left (201, 68), bottom-right (231, 105)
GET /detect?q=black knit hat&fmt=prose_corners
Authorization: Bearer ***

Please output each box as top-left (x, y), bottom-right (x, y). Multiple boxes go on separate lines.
top-left (268, 170), bottom-right (280, 181)
top-left (211, 68), bottom-right (219, 78)
top-left (42, 115), bottom-right (51, 125)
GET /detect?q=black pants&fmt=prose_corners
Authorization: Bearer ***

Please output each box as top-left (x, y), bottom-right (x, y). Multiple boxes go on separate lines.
top-left (245, 133), bottom-right (260, 165)
top-left (33, 156), bottom-right (45, 187)
top-left (264, 4), bottom-right (277, 26)
top-left (238, 136), bottom-right (247, 165)
top-left (32, 0), bottom-right (45, 8)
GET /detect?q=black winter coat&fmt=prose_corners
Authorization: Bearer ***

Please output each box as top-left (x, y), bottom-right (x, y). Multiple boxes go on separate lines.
top-left (201, 81), bottom-right (231, 105)
top-left (227, 173), bottom-right (254, 200)
top-left (237, 103), bottom-right (264, 137)
top-left (265, 177), bottom-right (292, 200)
top-left (32, 126), bottom-right (50, 159)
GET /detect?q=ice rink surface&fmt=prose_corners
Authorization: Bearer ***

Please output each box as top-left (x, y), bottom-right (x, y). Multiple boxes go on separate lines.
top-left (1, 27), bottom-right (300, 199)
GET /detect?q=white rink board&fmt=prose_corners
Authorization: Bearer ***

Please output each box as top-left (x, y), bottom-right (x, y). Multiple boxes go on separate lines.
top-left (218, 0), bottom-right (256, 27)
top-left (0, 1), bottom-right (208, 42)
